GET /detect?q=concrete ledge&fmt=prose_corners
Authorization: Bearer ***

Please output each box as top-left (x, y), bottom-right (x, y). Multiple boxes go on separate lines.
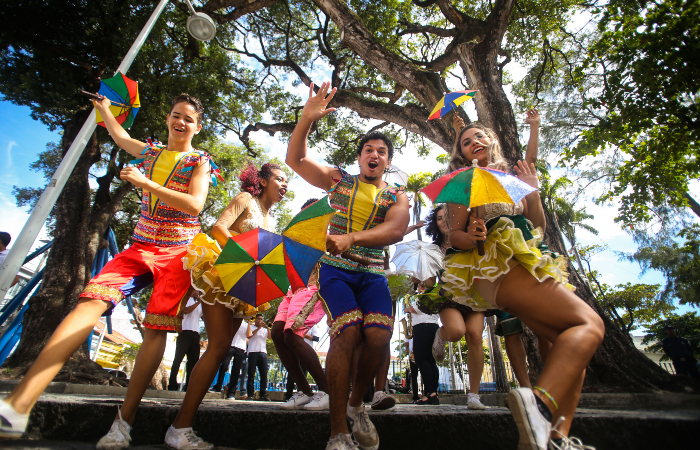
top-left (394, 392), bottom-right (700, 410)
top-left (18, 394), bottom-right (700, 450)
top-left (0, 380), bottom-right (220, 400)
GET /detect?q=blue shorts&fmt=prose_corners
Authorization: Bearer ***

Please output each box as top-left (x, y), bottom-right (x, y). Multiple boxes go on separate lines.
top-left (318, 264), bottom-right (394, 340)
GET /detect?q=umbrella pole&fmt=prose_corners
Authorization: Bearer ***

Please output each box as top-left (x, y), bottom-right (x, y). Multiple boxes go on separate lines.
top-left (475, 208), bottom-right (485, 256)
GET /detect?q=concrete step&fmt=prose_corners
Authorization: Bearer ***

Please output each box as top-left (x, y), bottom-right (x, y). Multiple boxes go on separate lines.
top-left (12, 393), bottom-right (699, 450)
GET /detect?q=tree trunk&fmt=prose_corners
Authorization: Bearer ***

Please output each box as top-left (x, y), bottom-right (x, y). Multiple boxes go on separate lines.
top-left (3, 111), bottom-right (131, 378)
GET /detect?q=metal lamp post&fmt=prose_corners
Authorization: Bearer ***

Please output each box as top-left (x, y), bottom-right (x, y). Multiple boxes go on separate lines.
top-left (0, 0), bottom-right (216, 300)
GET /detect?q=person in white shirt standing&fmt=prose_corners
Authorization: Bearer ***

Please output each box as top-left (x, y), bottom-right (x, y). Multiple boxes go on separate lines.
top-left (167, 294), bottom-right (203, 391)
top-left (406, 298), bottom-right (440, 405)
top-left (247, 314), bottom-right (270, 401)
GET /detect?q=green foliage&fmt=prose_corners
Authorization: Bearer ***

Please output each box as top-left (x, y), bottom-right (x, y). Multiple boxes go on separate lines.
top-left (116, 342), bottom-right (141, 368)
top-left (642, 311), bottom-right (700, 360)
top-left (625, 225), bottom-right (700, 306)
top-left (566, 0), bottom-right (700, 225)
top-left (604, 282), bottom-right (672, 335)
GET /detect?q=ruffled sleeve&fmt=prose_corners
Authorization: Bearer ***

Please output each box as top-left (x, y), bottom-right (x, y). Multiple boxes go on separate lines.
top-left (128, 139), bottom-right (163, 168)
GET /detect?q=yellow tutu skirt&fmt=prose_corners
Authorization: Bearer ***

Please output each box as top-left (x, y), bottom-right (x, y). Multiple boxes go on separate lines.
top-left (441, 216), bottom-right (573, 311)
top-left (182, 233), bottom-right (270, 318)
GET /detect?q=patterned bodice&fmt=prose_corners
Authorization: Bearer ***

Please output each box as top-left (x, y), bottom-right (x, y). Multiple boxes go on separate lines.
top-left (131, 142), bottom-right (212, 247)
top-left (240, 197), bottom-right (271, 233)
top-left (482, 201), bottom-right (524, 223)
top-left (321, 168), bottom-right (397, 274)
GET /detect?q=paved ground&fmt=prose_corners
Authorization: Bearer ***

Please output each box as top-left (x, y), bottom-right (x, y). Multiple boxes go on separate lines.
top-left (5, 393), bottom-right (700, 449)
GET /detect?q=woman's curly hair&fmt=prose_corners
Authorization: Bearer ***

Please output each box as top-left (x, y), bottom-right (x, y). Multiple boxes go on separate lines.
top-left (425, 204), bottom-right (447, 247)
top-left (449, 123), bottom-right (509, 173)
top-left (239, 162), bottom-right (283, 196)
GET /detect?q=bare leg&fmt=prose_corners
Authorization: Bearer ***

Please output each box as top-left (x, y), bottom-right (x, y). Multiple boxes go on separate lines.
top-left (438, 307), bottom-right (467, 342)
top-left (348, 327), bottom-right (391, 408)
top-left (374, 351), bottom-right (391, 392)
top-left (463, 311), bottom-right (485, 395)
top-left (551, 370), bottom-right (584, 437)
top-left (497, 265), bottom-right (605, 437)
top-left (172, 302), bottom-right (238, 428)
top-left (119, 327), bottom-right (168, 424)
top-left (271, 322), bottom-right (312, 396)
top-left (4, 298), bottom-right (109, 414)
top-left (504, 333), bottom-right (531, 388)
top-left (537, 333), bottom-right (552, 362)
top-left (284, 330), bottom-right (328, 393)
top-left (327, 324), bottom-right (361, 438)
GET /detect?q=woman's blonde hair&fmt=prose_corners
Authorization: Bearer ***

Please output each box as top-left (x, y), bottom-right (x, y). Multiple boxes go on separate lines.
top-left (449, 123), bottom-right (509, 173)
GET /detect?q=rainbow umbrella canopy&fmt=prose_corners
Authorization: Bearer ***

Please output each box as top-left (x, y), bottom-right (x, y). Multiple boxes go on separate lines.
top-left (215, 228), bottom-right (289, 307)
top-left (95, 72), bottom-right (141, 129)
top-left (421, 166), bottom-right (536, 208)
top-left (214, 196), bottom-right (337, 306)
top-left (428, 90), bottom-right (477, 120)
top-left (282, 196), bottom-right (337, 292)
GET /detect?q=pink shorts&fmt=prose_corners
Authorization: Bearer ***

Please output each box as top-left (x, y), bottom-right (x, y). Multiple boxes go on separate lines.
top-left (274, 286), bottom-right (326, 338)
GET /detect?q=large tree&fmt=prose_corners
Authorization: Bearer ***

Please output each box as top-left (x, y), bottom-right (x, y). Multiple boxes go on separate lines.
top-left (190, 0), bottom-right (696, 392)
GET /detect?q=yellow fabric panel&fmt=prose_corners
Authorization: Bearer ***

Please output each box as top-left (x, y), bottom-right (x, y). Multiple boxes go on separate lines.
top-left (149, 150), bottom-right (188, 215)
top-left (469, 169), bottom-right (514, 207)
top-left (260, 243), bottom-right (285, 266)
top-left (283, 213), bottom-right (335, 251)
top-left (350, 180), bottom-right (380, 233)
top-left (216, 262), bottom-right (254, 292)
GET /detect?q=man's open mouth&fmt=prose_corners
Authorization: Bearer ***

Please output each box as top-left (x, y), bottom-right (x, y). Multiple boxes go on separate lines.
top-left (368, 161), bottom-right (379, 169)
top-left (174, 126), bottom-right (185, 133)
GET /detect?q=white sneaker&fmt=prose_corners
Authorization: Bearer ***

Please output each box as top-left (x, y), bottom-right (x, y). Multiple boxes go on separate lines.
top-left (467, 393), bottom-right (486, 410)
top-left (370, 391), bottom-right (396, 410)
top-left (280, 391), bottom-right (313, 410)
top-left (347, 403), bottom-right (379, 450)
top-left (0, 399), bottom-right (29, 439)
top-left (508, 388), bottom-right (551, 450)
top-left (164, 425), bottom-right (214, 450)
top-left (326, 433), bottom-right (360, 450)
top-left (304, 391), bottom-right (330, 410)
top-left (550, 417), bottom-right (596, 450)
top-left (432, 328), bottom-right (447, 361)
top-left (96, 409), bottom-right (132, 450)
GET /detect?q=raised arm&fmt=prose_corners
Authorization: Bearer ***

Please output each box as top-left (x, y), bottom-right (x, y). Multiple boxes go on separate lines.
top-left (211, 192), bottom-right (253, 247)
top-left (514, 160), bottom-right (546, 232)
top-left (524, 108), bottom-right (540, 165)
top-left (286, 82), bottom-right (340, 191)
top-left (326, 192), bottom-right (411, 255)
top-left (93, 96), bottom-right (148, 157)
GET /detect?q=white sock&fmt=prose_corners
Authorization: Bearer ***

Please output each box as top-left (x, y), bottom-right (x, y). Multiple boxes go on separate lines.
top-left (348, 403), bottom-right (363, 414)
top-left (170, 425), bottom-right (192, 434)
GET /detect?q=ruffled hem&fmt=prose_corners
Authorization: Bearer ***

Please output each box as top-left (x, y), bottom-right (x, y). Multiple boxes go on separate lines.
top-left (441, 216), bottom-right (573, 311)
top-left (182, 233), bottom-right (270, 318)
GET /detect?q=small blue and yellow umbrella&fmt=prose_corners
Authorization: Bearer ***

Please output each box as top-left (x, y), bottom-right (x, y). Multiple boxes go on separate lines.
top-left (428, 90), bottom-right (477, 120)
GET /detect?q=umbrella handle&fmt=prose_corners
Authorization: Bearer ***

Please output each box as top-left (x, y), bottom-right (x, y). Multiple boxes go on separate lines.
top-left (476, 241), bottom-right (485, 256)
top-left (79, 90), bottom-right (130, 108)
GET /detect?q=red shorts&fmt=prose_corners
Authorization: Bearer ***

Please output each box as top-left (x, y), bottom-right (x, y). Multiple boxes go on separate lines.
top-left (80, 242), bottom-right (191, 331)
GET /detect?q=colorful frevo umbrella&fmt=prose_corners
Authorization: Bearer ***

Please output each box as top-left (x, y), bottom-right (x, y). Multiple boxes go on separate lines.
top-left (214, 196), bottom-right (336, 306)
top-left (421, 164), bottom-right (536, 254)
top-left (94, 72), bottom-right (140, 129)
top-left (428, 90), bottom-right (477, 121)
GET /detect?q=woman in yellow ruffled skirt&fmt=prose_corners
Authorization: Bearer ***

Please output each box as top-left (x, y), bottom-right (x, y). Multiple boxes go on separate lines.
top-left (183, 162), bottom-right (289, 317)
top-left (442, 119), bottom-right (604, 450)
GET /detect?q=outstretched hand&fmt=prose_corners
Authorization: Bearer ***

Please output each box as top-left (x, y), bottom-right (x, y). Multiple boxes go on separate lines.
top-left (513, 160), bottom-right (539, 189)
top-left (302, 82), bottom-right (337, 122)
top-left (525, 108), bottom-right (540, 127)
top-left (452, 114), bottom-right (465, 132)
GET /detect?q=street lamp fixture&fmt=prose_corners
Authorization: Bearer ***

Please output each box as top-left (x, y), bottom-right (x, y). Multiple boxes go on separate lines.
top-left (184, 0), bottom-right (216, 41)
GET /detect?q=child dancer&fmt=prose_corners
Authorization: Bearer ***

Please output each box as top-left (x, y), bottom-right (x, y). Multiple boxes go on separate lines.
top-left (0, 94), bottom-right (217, 450)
